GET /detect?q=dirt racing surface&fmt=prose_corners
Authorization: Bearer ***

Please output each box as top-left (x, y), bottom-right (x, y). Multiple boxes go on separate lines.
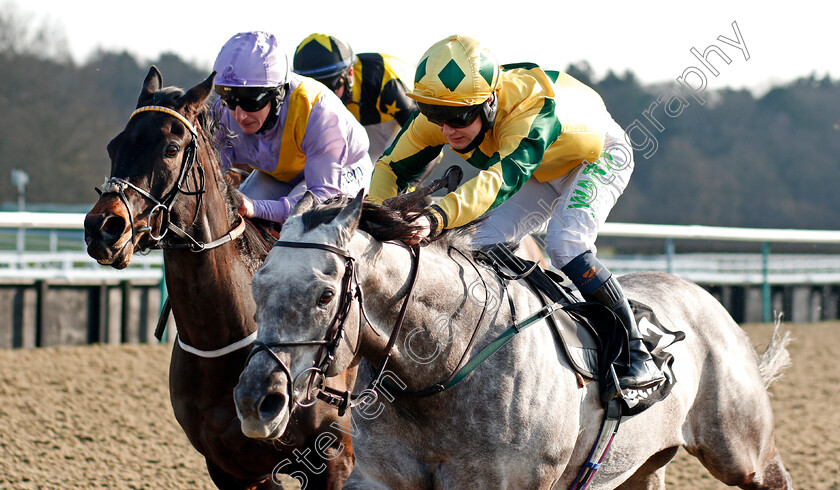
top-left (1, 322), bottom-right (838, 489)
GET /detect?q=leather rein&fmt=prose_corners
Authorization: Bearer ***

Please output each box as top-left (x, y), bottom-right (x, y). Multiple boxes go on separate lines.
top-left (245, 240), bottom-right (421, 416)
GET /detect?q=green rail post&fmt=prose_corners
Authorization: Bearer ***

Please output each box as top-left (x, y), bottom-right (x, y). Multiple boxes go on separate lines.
top-left (665, 237), bottom-right (675, 274)
top-left (159, 268), bottom-right (168, 343)
top-left (762, 241), bottom-right (771, 323)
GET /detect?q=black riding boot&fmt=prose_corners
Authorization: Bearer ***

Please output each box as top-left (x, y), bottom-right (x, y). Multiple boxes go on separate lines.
top-left (586, 276), bottom-right (665, 390)
top-left (562, 251), bottom-right (665, 391)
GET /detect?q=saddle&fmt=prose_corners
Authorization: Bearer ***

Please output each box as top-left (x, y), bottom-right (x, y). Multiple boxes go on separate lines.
top-left (476, 243), bottom-right (683, 415)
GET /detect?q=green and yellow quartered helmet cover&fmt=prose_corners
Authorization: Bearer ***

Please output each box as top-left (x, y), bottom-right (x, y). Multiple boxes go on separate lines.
top-left (409, 35), bottom-right (499, 107)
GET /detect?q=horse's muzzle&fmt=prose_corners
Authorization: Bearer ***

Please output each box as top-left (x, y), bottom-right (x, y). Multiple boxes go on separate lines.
top-left (84, 199), bottom-right (134, 269)
top-left (234, 365), bottom-right (292, 439)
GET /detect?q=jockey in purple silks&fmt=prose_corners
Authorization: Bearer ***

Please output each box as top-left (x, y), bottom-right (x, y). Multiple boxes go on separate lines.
top-left (212, 31), bottom-right (372, 225)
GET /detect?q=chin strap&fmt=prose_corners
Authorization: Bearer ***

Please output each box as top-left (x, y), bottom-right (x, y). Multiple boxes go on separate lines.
top-left (256, 84), bottom-right (288, 134)
top-left (451, 128), bottom-right (486, 154)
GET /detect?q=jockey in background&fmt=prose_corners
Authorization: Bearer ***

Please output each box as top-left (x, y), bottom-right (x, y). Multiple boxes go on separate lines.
top-left (292, 33), bottom-right (421, 162)
top-left (367, 34), bottom-right (664, 392)
top-left (212, 31), bottom-right (372, 225)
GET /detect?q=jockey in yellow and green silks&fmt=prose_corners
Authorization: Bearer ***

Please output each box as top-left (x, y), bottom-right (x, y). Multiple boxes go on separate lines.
top-left (367, 34), bottom-right (664, 393)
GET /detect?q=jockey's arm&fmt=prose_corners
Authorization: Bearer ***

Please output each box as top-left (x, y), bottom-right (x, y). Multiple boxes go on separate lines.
top-left (370, 102), bottom-right (564, 234)
top-left (367, 112), bottom-right (446, 204)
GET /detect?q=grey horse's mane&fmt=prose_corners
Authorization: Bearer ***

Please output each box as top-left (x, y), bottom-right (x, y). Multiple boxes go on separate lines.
top-left (300, 196), bottom-right (476, 252)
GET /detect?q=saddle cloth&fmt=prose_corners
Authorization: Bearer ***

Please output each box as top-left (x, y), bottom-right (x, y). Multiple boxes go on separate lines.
top-left (476, 244), bottom-right (685, 415)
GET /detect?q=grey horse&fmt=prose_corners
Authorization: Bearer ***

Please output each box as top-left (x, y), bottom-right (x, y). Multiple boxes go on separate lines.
top-left (234, 191), bottom-right (793, 489)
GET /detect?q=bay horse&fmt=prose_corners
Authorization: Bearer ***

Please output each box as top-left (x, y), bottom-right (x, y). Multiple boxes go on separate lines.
top-left (84, 67), bottom-right (355, 489)
top-left (233, 191), bottom-right (793, 489)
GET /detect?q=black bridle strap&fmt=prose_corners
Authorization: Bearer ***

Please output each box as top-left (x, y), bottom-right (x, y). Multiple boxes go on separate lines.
top-left (242, 239), bottom-right (359, 415)
top-left (97, 105), bottom-right (228, 253)
top-left (272, 240), bottom-right (358, 369)
top-left (322, 243), bottom-right (421, 414)
top-left (272, 240), bottom-right (354, 259)
top-left (245, 338), bottom-right (334, 413)
top-left (269, 239), bottom-right (401, 364)
top-left (258, 239), bottom-right (422, 414)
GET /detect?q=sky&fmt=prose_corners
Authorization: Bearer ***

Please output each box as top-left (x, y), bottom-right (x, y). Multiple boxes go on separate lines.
top-left (7, 0), bottom-right (836, 94)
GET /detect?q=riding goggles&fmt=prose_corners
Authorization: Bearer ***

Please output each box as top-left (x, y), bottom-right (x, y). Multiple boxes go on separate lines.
top-left (214, 86), bottom-right (275, 112)
top-left (317, 73), bottom-right (345, 92)
top-left (417, 102), bottom-right (483, 128)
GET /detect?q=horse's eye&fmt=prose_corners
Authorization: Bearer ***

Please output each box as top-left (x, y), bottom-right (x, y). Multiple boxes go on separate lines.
top-left (319, 290), bottom-right (335, 305)
top-left (164, 143), bottom-right (179, 158)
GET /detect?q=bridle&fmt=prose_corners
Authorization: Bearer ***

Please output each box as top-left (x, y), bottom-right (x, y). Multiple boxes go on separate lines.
top-left (245, 239), bottom-right (421, 416)
top-left (97, 105), bottom-right (246, 253)
top-left (98, 105), bottom-right (250, 357)
top-left (242, 167), bottom-right (468, 414)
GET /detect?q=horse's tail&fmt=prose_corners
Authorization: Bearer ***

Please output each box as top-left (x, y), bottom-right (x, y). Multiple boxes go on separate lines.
top-left (757, 312), bottom-right (793, 389)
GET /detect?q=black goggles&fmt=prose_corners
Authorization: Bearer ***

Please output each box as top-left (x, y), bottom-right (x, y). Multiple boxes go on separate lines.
top-left (215, 86), bottom-right (275, 112)
top-left (417, 102), bottom-right (483, 128)
top-left (317, 74), bottom-right (345, 92)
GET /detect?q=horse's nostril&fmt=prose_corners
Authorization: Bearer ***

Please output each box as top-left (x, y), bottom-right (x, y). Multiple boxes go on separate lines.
top-left (101, 215), bottom-right (127, 237)
top-left (259, 394), bottom-right (285, 420)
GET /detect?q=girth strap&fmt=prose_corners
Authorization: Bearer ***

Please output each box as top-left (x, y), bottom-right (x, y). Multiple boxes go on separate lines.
top-left (569, 397), bottom-right (623, 489)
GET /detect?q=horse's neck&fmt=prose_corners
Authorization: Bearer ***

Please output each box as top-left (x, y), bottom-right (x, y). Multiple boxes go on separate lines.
top-left (163, 174), bottom-right (257, 348)
top-left (357, 239), bottom-right (504, 391)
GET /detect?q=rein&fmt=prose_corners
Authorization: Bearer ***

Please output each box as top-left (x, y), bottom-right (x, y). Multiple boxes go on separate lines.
top-left (245, 239), bottom-right (421, 416)
top-left (376, 249), bottom-right (566, 398)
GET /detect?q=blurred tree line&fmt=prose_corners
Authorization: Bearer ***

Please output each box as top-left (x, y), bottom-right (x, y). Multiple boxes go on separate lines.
top-left (565, 62), bottom-right (840, 230)
top-left (0, 3), bottom-right (208, 210)
top-left (1, 4), bottom-right (838, 230)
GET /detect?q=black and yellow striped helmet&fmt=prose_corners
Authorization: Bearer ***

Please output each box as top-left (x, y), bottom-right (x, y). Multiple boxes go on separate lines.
top-left (409, 35), bottom-right (499, 107)
top-left (293, 33), bottom-right (354, 90)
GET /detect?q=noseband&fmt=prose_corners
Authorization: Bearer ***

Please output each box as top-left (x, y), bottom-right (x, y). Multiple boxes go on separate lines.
top-left (246, 239), bottom-right (421, 416)
top-left (97, 105), bottom-right (244, 252)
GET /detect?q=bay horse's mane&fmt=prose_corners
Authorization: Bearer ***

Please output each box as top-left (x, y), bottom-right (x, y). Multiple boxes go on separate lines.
top-left (300, 195), bottom-right (477, 253)
top-left (150, 86), bottom-right (274, 271)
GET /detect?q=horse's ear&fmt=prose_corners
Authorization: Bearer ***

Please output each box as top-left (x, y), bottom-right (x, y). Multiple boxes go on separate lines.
top-left (290, 190), bottom-right (318, 218)
top-left (137, 66), bottom-right (163, 108)
top-left (179, 71), bottom-right (216, 117)
top-left (334, 189), bottom-right (364, 237)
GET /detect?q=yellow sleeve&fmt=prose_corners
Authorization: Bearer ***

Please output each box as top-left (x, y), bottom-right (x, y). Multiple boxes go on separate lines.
top-left (433, 68), bottom-right (608, 228)
top-left (366, 162), bottom-right (399, 205)
top-left (366, 113), bottom-right (447, 203)
top-left (434, 94), bottom-right (562, 228)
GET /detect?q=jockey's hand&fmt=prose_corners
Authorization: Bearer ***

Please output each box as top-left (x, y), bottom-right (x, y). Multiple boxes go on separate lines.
top-left (238, 196), bottom-right (255, 218)
top-left (405, 214), bottom-right (431, 245)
